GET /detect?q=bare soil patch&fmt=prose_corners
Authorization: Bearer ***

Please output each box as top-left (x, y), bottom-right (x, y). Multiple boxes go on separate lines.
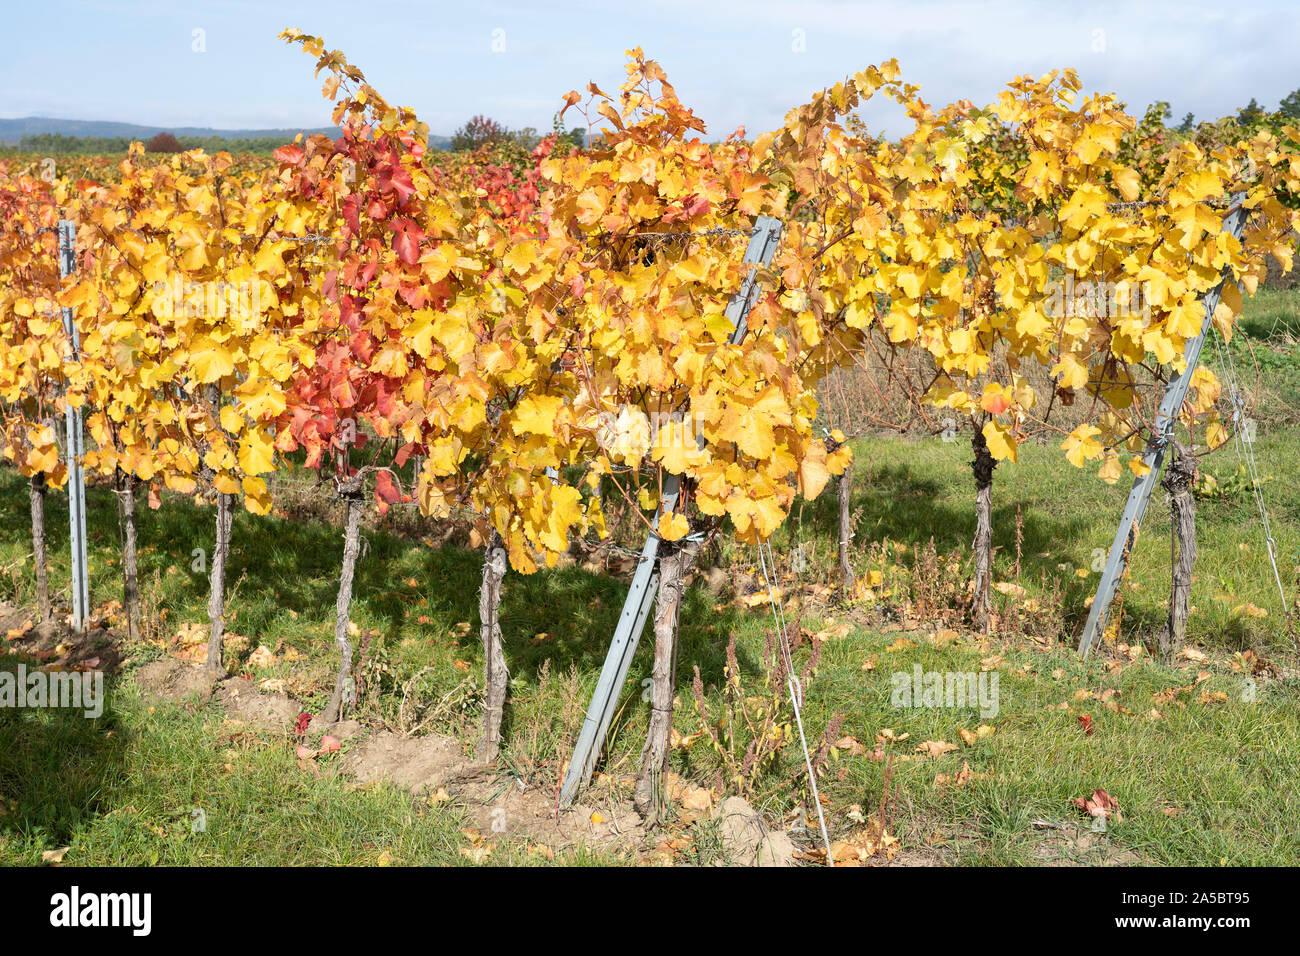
top-left (133, 658), bottom-right (215, 703)
top-left (0, 602), bottom-right (121, 672)
top-left (1028, 821), bottom-right (1147, 865)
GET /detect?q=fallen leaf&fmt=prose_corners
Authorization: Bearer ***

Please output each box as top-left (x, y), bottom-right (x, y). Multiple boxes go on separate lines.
top-left (928, 628), bottom-right (961, 647)
top-left (1071, 787), bottom-right (1121, 822)
top-left (798, 818), bottom-right (898, 865)
top-left (41, 847), bottom-right (69, 865)
top-left (248, 644), bottom-right (277, 669)
top-left (916, 740), bottom-right (958, 758)
top-left (833, 736), bottom-right (867, 756)
top-left (670, 728), bottom-right (702, 750)
top-left (935, 761), bottom-right (974, 787)
top-left (460, 844), bottom-right (493, 863)
top-left (679, 787), bottom-right (713, 812)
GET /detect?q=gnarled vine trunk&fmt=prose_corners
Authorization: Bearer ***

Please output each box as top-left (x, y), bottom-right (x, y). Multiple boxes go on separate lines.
top-left (29, 473), bottom-right (50, 622)
top-left (322, 489), bottom-right (364, 723)
top-left (477, 529), bottom-right (508, 762)
top-left (837, 460), bottom-right (855, 592)
top-left (969, 429), bottom-right (997, 629)
top-left (635, 534), bottom-right (703, 821)
top-left (1160, 452), bottom-right (1197, 662)
top-left (205, 491), bottom-right (234, 679)
top-left (115, 468), bottom-right (140, 642)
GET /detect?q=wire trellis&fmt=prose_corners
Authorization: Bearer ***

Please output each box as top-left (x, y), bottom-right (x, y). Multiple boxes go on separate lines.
top-left (1209, 325), bottom-right (1294, 644)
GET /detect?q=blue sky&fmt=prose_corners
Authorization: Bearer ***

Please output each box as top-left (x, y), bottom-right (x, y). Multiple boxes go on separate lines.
top-left (2, 1), bottom-right (1298, 138)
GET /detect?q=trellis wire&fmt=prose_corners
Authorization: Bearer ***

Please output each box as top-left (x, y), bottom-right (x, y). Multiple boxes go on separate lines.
top-left (755, 538), bottom-right (833, 866)
top-left (235, 225), bottom-right (758, 245)
top-left (1209, 326), bottom-right (1294, 644)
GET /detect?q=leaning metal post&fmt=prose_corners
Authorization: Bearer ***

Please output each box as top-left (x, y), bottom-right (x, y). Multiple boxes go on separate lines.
top-left (559, 216), bottom-right (784, 805)
top-left (1078, 194), bottom-right (1247, 657)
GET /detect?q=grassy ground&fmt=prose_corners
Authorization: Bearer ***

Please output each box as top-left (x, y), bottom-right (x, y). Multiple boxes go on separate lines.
top-left (1239, 286), bottom-right (1300, 341)
top-left (1, 420), bottom-right (1297, 865)
top-left (786, 428), bottom-right (1299, 652)
top-left (1, 292), bottom-right (1297, 867)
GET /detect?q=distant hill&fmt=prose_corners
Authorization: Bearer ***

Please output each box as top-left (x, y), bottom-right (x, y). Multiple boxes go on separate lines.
top-left (0, 117), bottom-right (453, 150)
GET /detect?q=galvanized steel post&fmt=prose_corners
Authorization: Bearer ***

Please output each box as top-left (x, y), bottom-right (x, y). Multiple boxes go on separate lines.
top-left (1078, 195), bottom-right (1247, 656)
top-left (58, 219), bottom-right (90, 631)
top-left (560, 216), bottom-right (783, 805)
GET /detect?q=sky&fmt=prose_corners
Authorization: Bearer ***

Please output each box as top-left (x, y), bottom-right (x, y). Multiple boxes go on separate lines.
top-left (2, 0), bottom-right (1298, 139)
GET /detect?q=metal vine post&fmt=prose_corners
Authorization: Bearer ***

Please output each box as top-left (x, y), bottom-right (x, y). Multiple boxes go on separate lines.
top-left (58, 218), bottom-right (91, 631)
top-left (559, 215), bottom-right (784, 806)
top-left (1078, 193), bottom-right (1248, 656)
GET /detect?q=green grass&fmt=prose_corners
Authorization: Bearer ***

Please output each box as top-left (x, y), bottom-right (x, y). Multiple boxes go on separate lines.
top-left (0, 469), bottom-right (694, 866)
top-left (3, 291), bottom-right (1300, 865)
top-left (0, 679), bottom-right (624, 865)
top-left (1, 421), bottom-right (1297, 865)
top-left (787, 426), bottom-right (1299, 653)
top-left (787, 626), bottom-right (1300, 865)
top-left (1240, 286), bottom-right (1300, 342)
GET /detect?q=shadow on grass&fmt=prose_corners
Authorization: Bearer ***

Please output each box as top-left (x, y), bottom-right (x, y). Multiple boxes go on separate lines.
top-left (0, 456), bottom-right (1106, 747)
top-left (799, 460), bottom-right (1093, 588)
top-left (0, 467), bottom-right (751, 693)
top-left (0, 664), bottom-right (126, 849)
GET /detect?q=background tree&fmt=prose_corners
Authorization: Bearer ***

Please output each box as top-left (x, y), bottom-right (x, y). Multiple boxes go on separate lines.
top-left (1279, 88), bottom-right (1300, 121)
top-left (1144, 101), bottom-right (1171, 127)
top-left (1237, 97), bottom-right (1265, 127)
top-left (450, 115), bottom-right (507, 152)
top-left (144, 131), bottom-right (183, 153)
